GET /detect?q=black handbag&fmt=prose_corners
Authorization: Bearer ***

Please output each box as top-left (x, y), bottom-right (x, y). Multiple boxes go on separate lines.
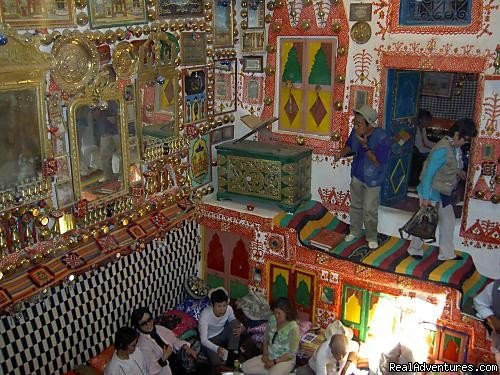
top-left (399, 205), bottom-right (438, 242)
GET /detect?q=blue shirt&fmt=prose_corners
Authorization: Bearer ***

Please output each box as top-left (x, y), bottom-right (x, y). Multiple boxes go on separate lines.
top-left (346, 128), bottom-right (392, 187)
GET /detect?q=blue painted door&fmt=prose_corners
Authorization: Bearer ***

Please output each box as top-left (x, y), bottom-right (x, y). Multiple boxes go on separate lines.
top-left (380, 70), bottom-right (422, 206)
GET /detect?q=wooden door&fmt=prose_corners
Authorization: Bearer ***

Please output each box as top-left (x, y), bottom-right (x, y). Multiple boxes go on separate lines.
top-left (381, 69), bottom-right (422, 206)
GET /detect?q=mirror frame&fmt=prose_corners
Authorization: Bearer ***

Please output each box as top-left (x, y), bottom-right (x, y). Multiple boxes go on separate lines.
top-left (68, 92), bottom-right (129, 204)
top-left (0, 25), bottom-right (53, 211)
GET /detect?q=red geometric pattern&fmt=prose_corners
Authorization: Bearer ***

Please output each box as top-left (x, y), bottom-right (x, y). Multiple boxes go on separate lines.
top-left (463, 219), bottom-right (500, 248)
top-left (61, 253), bottom-right (86, 269)
top-left (151, 212), bottom-right (169, 231)
top-left (310, 94), bottom-right (327, 126)
top-left (284, 92), bottom-right (299, 124)
top-left (28, 266), bottom-right (55, 287)
top-left (96, 235), bottom-right (119, 253)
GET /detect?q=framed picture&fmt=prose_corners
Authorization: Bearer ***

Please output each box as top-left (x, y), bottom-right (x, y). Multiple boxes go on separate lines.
top-left (88, 0), bottom-right (147, 29)
top-left (349, 3), bottom-right (373, 21)
top-left (214, 0), bottom-right (235, 48)
top-left (188, 133), bottom-right (211, 187)
top-left (214, 58), bottom-right (237, 115)
top-left (183, 68), bottom-right (207, 125)
top-left (349, 85), bottom-right (374, 115)
top-left (321, 285), bottom-right (334, 304)
top-left (242, 76), bottom-right (264, 104)
top-left (481, 144), bottom-right (495, 161)
top-left (158, 0), bottom-right (203, 17)
top-left (242, 31), bottom-right (265, 53)
top-left (242, 56), bottom-right (263, 73)
top-left (0, 0), bottom-right (75, 28)
top-left (181, 32), bottom-right (207, 66)
top-left (421, 72), bottom-right (454, 98)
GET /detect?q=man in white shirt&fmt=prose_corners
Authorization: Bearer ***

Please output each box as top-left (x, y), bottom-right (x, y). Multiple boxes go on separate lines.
top-left (473, 280), bottom-right (500, 366)
top-left (296, 321), bottom-right (359, 375)
top-left (199, 287), bottom-right (244, 366)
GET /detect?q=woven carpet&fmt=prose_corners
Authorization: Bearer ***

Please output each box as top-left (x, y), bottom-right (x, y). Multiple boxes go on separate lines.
top-left (273, 200), bottom-right (491, 314)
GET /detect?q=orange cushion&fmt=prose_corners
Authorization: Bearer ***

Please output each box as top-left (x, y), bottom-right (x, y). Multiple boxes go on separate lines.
top-left (88, 345), bottom-right (114, 375)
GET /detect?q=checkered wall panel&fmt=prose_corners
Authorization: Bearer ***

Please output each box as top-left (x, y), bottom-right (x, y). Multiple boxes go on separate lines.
top-left (0, 220), bottom-right (200, 375)
top-left (421, 76), bottom-right (477, 120)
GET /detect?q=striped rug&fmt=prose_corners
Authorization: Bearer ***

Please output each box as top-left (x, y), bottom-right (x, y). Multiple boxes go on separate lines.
top-left (274, 201), bottom-right (492, 313)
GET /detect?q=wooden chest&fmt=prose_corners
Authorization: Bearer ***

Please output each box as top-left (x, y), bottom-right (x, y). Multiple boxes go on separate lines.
top-left (216, 141), bottom-right (312, 211)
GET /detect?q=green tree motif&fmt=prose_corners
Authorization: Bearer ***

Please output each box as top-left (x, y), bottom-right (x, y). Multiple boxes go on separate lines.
top-left (272, 274), bottom-right (289, 300)
top-left (296, 280), bottom-right (310, 307)
top-left (309, 47), bottom-right (331, 85)
top-left (282, 46), bottom-right (302, 83)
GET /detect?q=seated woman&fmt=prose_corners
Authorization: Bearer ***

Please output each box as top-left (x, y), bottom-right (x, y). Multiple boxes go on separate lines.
top-left (105, 326), bottom-right (150, 375)
top-left (296, 320), bottom-right (358, 375)
top-left (241, 297), bottom-right (300, 375)
top-left (131, 307), bottom-right (198, 375)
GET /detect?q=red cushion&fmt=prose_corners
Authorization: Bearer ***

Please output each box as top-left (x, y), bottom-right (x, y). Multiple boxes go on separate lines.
top-left (158, 309), bottom-right (198, 337)
top-left (88, 345), bottom-right (115, 375)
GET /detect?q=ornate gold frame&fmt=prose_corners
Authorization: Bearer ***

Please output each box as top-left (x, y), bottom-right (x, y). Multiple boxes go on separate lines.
top-left (67, 83), bottom-right (129, 204)
top-left (0, 24), bottom-right (53, 211)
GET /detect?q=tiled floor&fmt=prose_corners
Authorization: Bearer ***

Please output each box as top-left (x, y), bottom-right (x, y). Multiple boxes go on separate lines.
top-left (203, 194), bottom-right (500, 280)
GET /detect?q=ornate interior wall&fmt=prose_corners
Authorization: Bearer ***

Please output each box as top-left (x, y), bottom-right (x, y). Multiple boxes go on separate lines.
top-left (0, 220), bottom-right (199, 374)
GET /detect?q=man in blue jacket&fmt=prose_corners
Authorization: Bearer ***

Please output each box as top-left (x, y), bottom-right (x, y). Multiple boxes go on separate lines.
top-left (334, 104), bottom-right (392, 249)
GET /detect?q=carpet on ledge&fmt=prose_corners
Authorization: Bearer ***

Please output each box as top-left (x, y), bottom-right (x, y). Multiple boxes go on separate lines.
top-left (273, 200), bottom-right (492, 315)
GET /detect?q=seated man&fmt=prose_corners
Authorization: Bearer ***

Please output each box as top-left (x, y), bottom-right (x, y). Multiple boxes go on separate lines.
top-left (296, 320), bottom-right (358, 375)
top-left (199, 287), bottom-right (245, 367)
top-left (473, 279), bottom-right (500, 367)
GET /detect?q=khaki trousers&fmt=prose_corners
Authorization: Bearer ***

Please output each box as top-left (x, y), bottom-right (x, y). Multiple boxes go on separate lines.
top-left (241, 355), bottom-right (295, 375)
top-left (349, 176), bottom-right (380, 242)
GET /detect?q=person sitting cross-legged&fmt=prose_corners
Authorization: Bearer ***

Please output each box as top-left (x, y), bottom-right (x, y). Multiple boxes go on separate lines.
top-left (199, 287), bottom-right (245, 367)
top-left (241, 297), bottom-right (300, 375)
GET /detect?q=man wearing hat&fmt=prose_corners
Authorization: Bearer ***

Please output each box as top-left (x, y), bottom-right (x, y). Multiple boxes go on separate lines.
top-left (295, 320), bottom-right (359, 375)
top-left (334, 104), bottom-right (392, 249)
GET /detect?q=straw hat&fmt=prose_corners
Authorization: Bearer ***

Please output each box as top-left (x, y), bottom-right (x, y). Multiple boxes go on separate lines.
top-left (325, 320), bottom-right (354, 341)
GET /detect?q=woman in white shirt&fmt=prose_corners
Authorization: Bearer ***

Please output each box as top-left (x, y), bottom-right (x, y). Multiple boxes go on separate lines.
top-left (105, 326), bottom-right (150, 375)
top-left (131, 307), bottom-right (198, 375)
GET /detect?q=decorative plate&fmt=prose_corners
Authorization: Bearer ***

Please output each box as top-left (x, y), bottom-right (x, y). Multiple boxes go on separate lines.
top-left (112, 41), bottom-right (139, 80)
top-left (350, 21), bottom-right (372, 44)
top-left (51, 33), bottom-right (99, 94)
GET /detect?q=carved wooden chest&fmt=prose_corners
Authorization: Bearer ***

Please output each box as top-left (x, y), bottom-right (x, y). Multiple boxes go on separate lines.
top-left (216, 141), bottom-right (312, 211)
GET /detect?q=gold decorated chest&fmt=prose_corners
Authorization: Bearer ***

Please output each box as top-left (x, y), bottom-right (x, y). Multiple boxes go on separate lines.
top-left (216, 141), bottom-right (312, 211)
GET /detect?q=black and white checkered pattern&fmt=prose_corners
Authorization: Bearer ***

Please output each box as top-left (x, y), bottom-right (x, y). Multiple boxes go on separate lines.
top-left (421, 76), bottom-right (477, 120)
top-left (0, 220), bottom-right (200, 375)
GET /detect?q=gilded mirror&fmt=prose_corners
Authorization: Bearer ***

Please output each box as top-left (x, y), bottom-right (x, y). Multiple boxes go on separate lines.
top-left (68, 94), bottom-right (129, 203)
top-left (0, 25), bottom-right (52, 211)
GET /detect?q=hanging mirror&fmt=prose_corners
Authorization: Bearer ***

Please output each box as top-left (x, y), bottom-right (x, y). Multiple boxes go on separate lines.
top-left (68, 90), bottom-right (129, 203)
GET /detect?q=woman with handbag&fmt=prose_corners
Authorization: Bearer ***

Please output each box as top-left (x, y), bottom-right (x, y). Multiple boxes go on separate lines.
top-left (406, 118), bottom-right (477, 261)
